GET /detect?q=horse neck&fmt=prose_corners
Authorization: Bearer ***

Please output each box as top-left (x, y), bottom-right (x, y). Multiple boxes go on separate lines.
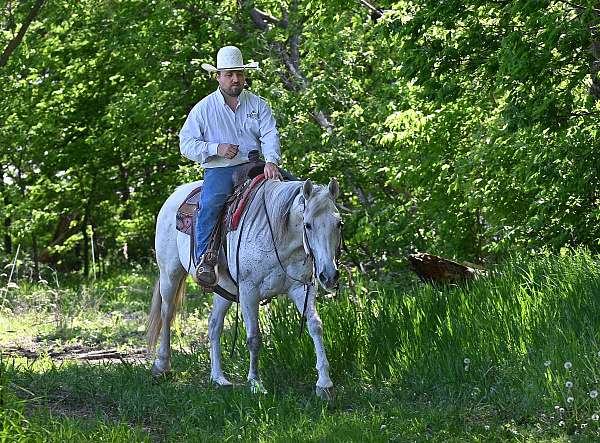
top-left (262, 182), bottom-right (305, 252)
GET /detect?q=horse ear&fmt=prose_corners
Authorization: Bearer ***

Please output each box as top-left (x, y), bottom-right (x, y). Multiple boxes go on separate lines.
top-left (302, 179), bottom-right (313, 200)
top-left (328, 178), bottom-right (339, 200)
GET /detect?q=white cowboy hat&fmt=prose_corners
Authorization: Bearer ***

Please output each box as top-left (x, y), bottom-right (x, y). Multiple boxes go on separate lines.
top-left (201, 46), bottom-right (259, 72)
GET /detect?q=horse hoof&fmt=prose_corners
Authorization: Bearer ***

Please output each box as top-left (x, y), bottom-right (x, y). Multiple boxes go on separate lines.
top-left (151, 362), bottom-right (170, 378)
top-left (211, 376), bottom-right (233, 388)
top-left (316, 385), bottom-right (334, 401)
top-left (249, 378), bottom-right (267, 395)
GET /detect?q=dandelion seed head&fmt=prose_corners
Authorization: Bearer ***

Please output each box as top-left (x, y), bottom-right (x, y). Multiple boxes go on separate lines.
top-left (590, 390), bottom-right (598, 399)
top-left (555, 405), bottom-right (560, 411)
top-left (559, 420), bottom-right (565, 426)
top-left (464, 358), bottom-right (471, 365)
top-left (566, 381), bottom-right (574, 389)
top-left (564, 361), bottom-right (573, 369)
top-left (560, 407), bottom-right (565, 413)
top-left (567, 396), bottom-right (574, 403)
top-left (544, 360), bottom-right (551, 367)
top-left (593, 413), bottom-right (599, 421)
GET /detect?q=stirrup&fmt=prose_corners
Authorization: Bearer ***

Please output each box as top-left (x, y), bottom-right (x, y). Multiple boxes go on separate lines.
top-left (195, 254), bottom-right (218, 288)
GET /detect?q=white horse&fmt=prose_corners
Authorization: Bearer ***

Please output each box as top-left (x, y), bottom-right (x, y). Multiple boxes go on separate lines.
top-left (146, 177), bottom-right (341, 398)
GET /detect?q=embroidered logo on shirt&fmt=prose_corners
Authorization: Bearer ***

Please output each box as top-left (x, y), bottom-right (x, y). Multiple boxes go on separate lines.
top-left (246, 110), bottom-right (259, 120)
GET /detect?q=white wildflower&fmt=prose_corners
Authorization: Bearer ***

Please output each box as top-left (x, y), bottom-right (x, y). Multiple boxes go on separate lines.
top-left (544, 360), bottom-right (551, 367)
top-left (560, 407), bottom-right (565, 413)
top-left (380, 424), bottom-right (387, 430)
top-left (564, 361), bottom-right (573, 370)
top-left (567, 396), bottom-right (574, 403)
top-left (593, 413), bottom-right (599, 421)
top-left (464, 358), bottom-right (471, 365)
top-left (590, 390), bottom-right (598, 399)
top-left (566, 381), bottom-right (573, 389)
top-left (559, 420), bottom-right (565, 426)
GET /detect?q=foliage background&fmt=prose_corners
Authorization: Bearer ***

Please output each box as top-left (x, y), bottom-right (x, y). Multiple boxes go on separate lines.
top-left (1, 0), bottom-right (598, 276)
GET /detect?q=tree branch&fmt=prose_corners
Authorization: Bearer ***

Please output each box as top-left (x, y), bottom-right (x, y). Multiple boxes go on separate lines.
top-left (356, 0), bottom-right (384, 20)
top-left (0, 0), bottom-right (46, 68)
top-left (241, 0), bottom-right (335, 131)
top-left (249, 7), bottom-right (288, 30)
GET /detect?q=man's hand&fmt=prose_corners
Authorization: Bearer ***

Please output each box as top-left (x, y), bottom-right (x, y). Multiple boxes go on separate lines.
top-left (217, 143), bottom-right (239, 159)
top-left (264, 162), bottom-right (282, 180)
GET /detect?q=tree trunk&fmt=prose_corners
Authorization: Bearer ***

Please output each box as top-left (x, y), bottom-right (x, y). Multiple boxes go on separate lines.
top-left (32, 233), bottom-right (39, 281)
top-left (0, 0), bottom-right (46, 68)
top-left (82, 221), bottom-right (89, 278)
top-left (0, 168), bottom-right (12, 255)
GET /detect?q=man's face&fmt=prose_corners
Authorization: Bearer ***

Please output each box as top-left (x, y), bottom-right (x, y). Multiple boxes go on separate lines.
top-left (217, 70), bottom-right (245, 97)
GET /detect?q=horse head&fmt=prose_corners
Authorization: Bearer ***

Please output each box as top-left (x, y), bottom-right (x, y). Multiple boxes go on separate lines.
top-left (301, 178), bottom-right (342, 291)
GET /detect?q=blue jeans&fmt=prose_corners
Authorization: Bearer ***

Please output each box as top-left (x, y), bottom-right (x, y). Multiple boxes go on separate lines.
top-left (195, 165), bottom-right (241, 262)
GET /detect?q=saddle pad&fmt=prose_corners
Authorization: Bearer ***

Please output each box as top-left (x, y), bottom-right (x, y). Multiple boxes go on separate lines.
top-left (176, 186), bottom-right (203, 235)
top-left (227, 174), bottom-right (266, 232)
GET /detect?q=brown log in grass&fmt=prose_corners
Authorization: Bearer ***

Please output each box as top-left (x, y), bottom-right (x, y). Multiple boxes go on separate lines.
top-left (407, 252), bottom-right (485, 284)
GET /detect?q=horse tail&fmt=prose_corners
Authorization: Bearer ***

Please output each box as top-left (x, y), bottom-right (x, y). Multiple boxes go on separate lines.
top-left (146, 276), bottom-right (188, 354)
top-left (146, 279), bottom-right (163, 353)
top-left (173, 276), bottom-right (187, 325)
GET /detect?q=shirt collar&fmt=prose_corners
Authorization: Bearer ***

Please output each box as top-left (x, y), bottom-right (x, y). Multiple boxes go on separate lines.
top-left (216, 87), bottom-right (246, 107)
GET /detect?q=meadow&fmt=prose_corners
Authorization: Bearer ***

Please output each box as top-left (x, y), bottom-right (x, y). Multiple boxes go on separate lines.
top-left (1, 249), bottom-right (600, 442)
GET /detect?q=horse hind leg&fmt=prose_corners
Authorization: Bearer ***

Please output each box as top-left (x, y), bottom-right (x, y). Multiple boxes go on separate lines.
top-left (148, 269), bottom-right (186, 377)
top-left (208, 294), bottom-right (233, 386)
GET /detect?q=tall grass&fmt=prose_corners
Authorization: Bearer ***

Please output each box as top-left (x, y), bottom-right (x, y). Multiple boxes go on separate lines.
top-left (262, 249), bottom-right (600, 415)
top-left (2, 249), bottom-right (600, 439)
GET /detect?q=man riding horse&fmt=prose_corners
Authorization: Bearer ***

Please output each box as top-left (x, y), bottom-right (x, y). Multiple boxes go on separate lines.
top-left (179, 45), bottom-right (283, 287)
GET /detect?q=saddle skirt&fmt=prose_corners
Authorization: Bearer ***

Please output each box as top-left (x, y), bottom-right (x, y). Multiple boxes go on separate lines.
top-left (175, 187), bottom-right (202, 235)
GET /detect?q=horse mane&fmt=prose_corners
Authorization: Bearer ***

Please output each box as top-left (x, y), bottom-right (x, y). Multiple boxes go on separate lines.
top-left (264, 180), bottom-right (334, 243)
top-left (264, 181), bottom-right (304, 243)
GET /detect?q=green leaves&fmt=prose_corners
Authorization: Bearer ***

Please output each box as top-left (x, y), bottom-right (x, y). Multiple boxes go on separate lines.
top-left (1, 0), bottom-right (598, 273)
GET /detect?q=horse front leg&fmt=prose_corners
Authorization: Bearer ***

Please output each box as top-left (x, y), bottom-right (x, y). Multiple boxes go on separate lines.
top-left (289, 284), bottom-right (334, 399)
top-left (208, 294), bottom-right (233, 386)
top-left (240, 286), bottom-right (267, 394)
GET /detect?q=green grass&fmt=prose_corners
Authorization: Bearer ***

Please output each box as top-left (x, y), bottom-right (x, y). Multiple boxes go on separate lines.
top-left (1, 250), bottom-right (600, 441)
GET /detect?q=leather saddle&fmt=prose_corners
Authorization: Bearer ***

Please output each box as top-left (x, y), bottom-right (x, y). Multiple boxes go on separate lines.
top-left (175, 160), bottom-right (273, 237)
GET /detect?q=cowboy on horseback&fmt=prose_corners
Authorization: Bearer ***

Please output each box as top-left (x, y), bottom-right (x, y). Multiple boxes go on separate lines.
top-left (179, 45), bottom-right (283, 287)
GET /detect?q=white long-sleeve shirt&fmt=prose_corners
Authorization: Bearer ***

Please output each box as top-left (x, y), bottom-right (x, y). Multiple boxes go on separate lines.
top-left (179, 88), bottom-right (281, 168)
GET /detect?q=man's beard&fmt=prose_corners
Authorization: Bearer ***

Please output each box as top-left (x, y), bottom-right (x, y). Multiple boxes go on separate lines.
top-left (223, 85), bottom-right (243, 97)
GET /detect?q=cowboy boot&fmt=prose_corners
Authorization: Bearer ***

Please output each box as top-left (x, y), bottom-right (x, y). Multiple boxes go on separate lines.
top-left (195, 251), bottom-right (218, 287)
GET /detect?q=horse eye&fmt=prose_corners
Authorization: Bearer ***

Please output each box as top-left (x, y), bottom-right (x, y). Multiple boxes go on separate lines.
top-left (304, 222), bottom-right (312, 230)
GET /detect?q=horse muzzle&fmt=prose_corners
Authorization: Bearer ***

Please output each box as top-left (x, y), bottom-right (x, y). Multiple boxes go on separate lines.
top-left (318, 268), bottom-right (339, 291)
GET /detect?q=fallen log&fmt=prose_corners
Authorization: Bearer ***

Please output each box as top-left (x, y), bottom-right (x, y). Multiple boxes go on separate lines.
top-left (407, 252), bottom-right (485, 284)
